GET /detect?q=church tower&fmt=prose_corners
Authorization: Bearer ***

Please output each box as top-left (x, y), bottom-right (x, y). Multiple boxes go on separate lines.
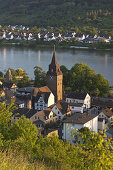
top-left (46, 50), bottom-right (63, 102)
top-left (6, 68), bottom-right (12, 82)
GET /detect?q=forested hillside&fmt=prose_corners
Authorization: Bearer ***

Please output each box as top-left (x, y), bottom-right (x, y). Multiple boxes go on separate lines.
top-left (0, 0), bottom-right (113, 29)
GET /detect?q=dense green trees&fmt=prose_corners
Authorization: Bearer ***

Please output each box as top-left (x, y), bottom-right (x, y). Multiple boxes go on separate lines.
top-left (34, 66), bottom-right (46, 87)
top-left (61, 63), bottom-right (109, 96)
top-left (10, 68), bottom-right (30, 87)
top-left (0, 0), bottom-right (113, 30)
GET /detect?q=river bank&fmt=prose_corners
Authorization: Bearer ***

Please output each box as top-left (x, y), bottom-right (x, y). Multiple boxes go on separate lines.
top-left (0, 39), bottom-right (113, 51)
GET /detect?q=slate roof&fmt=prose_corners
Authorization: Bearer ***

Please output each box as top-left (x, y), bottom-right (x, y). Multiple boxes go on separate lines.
top-left (14, 98), bottom-right (24, 106)
top-left (92, 98), bottom-right (113, 108)
top-left (16, 95), bottom-right (31, 100)
top-left (17, 87), bottom-right (35, 93)
top-left (33, 86), bottom-right (51, 97)
top-left (33, 120), bottom-right (45, 127)
top-left (38, 108), bottom-right (52, 119)
top-left (63, 112), bottom-right (98, 124)
top-left (66, 92), bottom-right (87, 100)
top-left (102, 108), bottom-right (113, 118)
top-left (55, 100), bottom-right (70, 114)
top-left (69, 103), bottom-right (83, 107)
top-left (13, 108), bottom-right (37, 119)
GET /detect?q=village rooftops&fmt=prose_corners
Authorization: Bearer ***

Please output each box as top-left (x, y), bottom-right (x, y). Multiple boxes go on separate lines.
top-left (35, 92), bottom-right (51, 104)
top-left (13, 108), bottom-right (37, 119)
top-left (92, 98), bottom-right (113, 108)
top-left (38, 108), bottom-right (53, 119)
top-left (66, 92), bottom-right (87, 100)
top-left (49, 100), bottom-right (70, 115)
top-left (69, 103), bottom-right (84, 107)
top-left (102, 108), bottom-right (113, 118)
top-left (16, 87), bottom-right (35, 93)
top-left (63, 112), bottom-right (98, 124)
top-left (33, 119), bottom-right (45, 126)
top-left (33, 86), bottom-right (51, 97)
top-left (55, 100), bottom-right (70, 114)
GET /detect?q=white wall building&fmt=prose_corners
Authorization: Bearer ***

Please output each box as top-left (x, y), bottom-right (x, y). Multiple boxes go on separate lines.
top-left (66, 92), bottom-right (91, 113)
top-left (98, 108), bottom-right (113, 130)
top-left (50, 100), bottom-right (71, 121)
top-left (62, 113), bottom-right (98, 144)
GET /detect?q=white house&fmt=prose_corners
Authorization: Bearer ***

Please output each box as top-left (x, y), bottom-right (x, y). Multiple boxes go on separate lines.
top-left (6, 33), bottom-right (14, 40)
top-left (66, 92), bottom-right (91, 113)
top-left (0, 32), bottom-right (6, 39)
top-left (62, 112), bottom-right (98, 144)
top-left (98, 108), bottom-right (113, 130)
top-left (75, 33), bottom-right (85, 41)
top-left (32, 86), bottom-right (55, 111)
top-left (50, 100), bottom-right (71, 121)
top-left (31, 108), bottom-right (56, 123)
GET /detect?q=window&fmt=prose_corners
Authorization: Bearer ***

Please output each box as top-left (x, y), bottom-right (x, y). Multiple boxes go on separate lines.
top-left (58, 111), bottom-right (59, 114)
top-left (59, 116), bottom-right (61, 119)
top-left (35, 116), bottom-right (37, 119)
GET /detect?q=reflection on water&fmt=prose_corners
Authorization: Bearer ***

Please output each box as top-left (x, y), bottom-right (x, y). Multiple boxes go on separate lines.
top-left (0, 47), bottom-right (113, 85)
top-left (3, 48), bottom-right (6, 68)
top-left (105, 55), bottom-right (108, 66)
top-left (37, 50), bottom-right (40, 63)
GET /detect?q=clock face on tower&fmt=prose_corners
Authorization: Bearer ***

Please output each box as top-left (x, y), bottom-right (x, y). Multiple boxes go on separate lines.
top-left (50, 76), bottom-right (53, 80)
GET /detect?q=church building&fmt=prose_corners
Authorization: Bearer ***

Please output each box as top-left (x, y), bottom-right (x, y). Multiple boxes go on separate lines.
top-left (46, 51), bottom-right (63, 102)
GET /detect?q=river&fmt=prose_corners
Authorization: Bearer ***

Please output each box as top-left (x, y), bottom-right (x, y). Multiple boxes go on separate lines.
top-left (0, 47), bottom-right (113, 85)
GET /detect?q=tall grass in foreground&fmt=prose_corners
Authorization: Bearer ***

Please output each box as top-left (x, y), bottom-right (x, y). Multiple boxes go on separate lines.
top-left (0, 150), bottom-right (47, 170)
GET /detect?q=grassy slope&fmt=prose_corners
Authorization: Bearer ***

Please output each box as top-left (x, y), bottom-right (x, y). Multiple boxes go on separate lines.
top-left (0, 150), bottom-right (48, 170)
top-left (0, 0), bottom-right (113, 29)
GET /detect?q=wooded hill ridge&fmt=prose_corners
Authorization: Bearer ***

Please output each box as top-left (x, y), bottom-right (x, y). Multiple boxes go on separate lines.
top-left (0, 0), bottom-right (113, 29)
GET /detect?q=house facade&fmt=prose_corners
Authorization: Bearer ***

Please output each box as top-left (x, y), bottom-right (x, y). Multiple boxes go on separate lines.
top-left (66, 92), bottom-right (91, 113)
top-left (50, 100), bottom-right (71, 121)
top-left (62, 113), bottom-right (98, 144)
top-left (98, 108), bottom-right (113, 130)
top-left (32, 86), bottom-right (55, 111)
